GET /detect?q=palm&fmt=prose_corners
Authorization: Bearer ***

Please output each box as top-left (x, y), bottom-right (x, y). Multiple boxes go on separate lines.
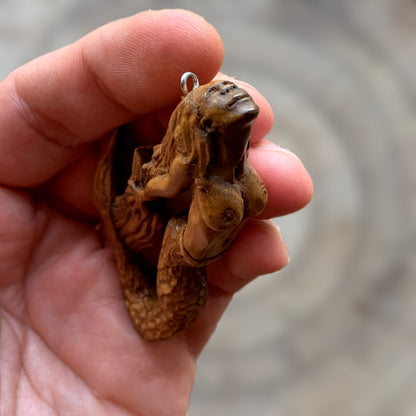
top-left (1, 186), bottom-right (204, 414)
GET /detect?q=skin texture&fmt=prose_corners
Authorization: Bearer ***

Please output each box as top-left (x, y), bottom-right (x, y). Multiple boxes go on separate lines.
top-left (0, 9), bottom-right (313, 416)
top-left (94, 79), bottom-right (268, 341)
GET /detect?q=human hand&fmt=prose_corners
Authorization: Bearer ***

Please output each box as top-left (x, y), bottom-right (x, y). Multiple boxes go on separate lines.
top-left (0, 10), bottom-right (313, 416)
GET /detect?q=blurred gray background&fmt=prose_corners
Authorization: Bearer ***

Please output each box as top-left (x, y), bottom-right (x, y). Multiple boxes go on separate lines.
top-left (1, 0), bottom-right (415, 415)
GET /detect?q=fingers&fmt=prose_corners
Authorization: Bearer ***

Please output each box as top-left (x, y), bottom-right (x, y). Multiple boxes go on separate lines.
top-left (186, 219), bottom-right (287, 352)
top-left (185, 218), bottom-right (290, 355)
top-left (41, 130), bottom-right (313, 222)
top-left (0, 10), bottom-right (223, 187)
top-left (207, 219), bottom-right (288, 294)
top-left (249, 139), bottom-right (314, 217)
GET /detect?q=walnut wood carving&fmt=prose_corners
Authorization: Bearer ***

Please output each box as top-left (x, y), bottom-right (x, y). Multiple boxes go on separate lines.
top-left (93, 78), bottom-right (267, 341)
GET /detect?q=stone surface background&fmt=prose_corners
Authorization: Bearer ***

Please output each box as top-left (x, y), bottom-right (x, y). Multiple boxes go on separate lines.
top-left (1, 1), bottom-right (415, 415)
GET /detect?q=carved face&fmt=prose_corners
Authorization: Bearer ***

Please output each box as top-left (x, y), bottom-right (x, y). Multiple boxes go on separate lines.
top-left (188, 80), bottom-right (259, 176)
top-left (190, 80), bottom-right (259, 129)
top-left (204, 80), bottom-right (259, 119)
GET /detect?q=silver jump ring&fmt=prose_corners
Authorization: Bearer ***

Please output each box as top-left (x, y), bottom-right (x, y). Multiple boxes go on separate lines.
top-left (181, 72), bottom-right (199, 96)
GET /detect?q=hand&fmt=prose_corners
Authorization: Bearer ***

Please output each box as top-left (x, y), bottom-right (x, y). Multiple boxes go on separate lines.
top-left (0, 10), bottom-right (313, 416)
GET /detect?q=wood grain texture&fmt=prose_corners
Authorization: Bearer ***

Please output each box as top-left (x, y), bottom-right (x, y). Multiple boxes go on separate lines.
top-left (93, 81), bottom-right (266, 341)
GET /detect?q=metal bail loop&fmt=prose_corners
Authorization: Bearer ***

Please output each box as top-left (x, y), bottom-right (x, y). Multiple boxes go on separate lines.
top-left (181, 72), bottom-right (199, 96)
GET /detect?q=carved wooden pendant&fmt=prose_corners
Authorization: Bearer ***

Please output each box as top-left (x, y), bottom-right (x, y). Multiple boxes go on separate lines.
top-left (93, 73), bottom-right (267, 341)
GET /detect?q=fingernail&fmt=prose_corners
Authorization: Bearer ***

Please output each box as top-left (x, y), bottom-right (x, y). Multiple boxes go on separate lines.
top-left (276, 146), bottom-right (301, 161)
top-left (256, 141), bottom-right (301, 161)
top-left (271, 219), bottom-right (290, 267)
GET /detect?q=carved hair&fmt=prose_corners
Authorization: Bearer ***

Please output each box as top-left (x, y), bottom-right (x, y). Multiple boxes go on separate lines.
top-left (149, 83), bottom-right (217, 179)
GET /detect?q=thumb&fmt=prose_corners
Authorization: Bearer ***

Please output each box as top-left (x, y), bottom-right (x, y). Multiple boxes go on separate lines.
top-left (0, 9), bottom-right (223, 187)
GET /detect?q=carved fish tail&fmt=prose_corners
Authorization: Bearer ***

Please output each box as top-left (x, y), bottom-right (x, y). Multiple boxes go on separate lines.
top-left (111, 192), bottom-right (165, 252)
top-left (123, 216), bottom-right (208, 341)
top-left (94, 135), bottom-right (206, 341)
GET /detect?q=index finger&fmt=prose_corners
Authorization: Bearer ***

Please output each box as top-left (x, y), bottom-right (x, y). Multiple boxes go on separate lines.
top-left (0, 9), bottom-right (224, 187)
